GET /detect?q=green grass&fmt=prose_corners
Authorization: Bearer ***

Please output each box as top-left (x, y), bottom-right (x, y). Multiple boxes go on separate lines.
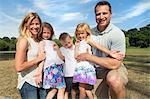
top-left (0, 51), bottom-right (15, 53)
top-left (126, 47), bottom-right (150, 56)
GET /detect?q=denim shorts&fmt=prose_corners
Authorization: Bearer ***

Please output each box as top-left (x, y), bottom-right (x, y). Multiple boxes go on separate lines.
top-left (19, 82), bottom-right (47, 99)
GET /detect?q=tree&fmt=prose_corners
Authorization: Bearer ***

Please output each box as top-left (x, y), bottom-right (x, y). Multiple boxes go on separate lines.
top-left (53, 39), bottom-right (62, 47)
top-left (2, 37), bottom-right (10, 42)
top-left (0, 40), bottom-right (9, 51)
top-left (125, 37), bottom-right (130, 48)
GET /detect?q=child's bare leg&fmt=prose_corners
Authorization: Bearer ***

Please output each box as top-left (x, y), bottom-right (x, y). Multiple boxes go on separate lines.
top-left (46, 89), bottom-right (57, 99)
top-left (86, 90), bottom-right (94, 99)
top-left (57, 88), bottom-right (65, 99)
top-left (79, 83), bottom-right (86, 99)
top-left (64, 92), bottom-right (68, 99)
top-left (71, 89), bottom-right (76, 99)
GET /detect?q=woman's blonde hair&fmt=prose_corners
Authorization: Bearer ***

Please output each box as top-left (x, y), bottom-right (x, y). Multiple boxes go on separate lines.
top-left (75, 23), bottom-right (91, 37)
top-left (19, 12), bottom-right (42, 39)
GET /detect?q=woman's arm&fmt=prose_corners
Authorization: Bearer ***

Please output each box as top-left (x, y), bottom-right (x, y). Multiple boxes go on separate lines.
top-left (15, 38), bottom-right (45, 72)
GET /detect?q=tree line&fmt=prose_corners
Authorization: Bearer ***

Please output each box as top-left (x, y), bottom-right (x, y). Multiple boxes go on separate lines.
top-left (124, 24), bottom-right (150, 48)
top-left (0, 24), bottom-right (149, 51)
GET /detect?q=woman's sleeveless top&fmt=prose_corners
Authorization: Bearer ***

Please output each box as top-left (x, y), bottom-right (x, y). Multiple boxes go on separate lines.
top-left (17, 37), bottom-right (39, 89)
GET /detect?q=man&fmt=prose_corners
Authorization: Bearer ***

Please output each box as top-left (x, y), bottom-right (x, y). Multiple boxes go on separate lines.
top-left (77, 1), bottom-right (128, 99)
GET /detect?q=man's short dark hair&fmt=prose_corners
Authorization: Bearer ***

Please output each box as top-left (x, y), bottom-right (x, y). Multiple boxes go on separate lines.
top-left (95, 0), bottom-right (112, 13)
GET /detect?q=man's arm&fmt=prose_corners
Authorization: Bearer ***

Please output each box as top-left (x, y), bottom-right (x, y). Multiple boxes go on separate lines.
top-left (77, 53), bottom-right (121, 69)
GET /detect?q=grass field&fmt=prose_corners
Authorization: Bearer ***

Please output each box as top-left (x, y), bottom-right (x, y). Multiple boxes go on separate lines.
top-left (124, 47), bottom-right (150, 99)
top-left (0, 47), bottom-right (149, 99)
top-left (126, 47), bottom-right (150, 56)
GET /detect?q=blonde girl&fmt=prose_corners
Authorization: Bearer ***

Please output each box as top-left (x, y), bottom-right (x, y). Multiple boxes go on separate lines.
top-left (73, 23), bottom-right (121, 99)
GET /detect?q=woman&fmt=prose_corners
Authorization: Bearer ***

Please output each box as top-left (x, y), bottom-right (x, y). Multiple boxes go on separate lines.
top-left (15, 12), bottom-right (46, 99)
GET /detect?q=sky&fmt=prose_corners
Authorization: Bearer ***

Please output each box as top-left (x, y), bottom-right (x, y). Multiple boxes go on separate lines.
top-left (0, 0), bottom-right (150, 38)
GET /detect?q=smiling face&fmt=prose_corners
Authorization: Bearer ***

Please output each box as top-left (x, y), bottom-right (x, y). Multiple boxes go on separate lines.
top-left (29, 17), bottom-right (40, 36)
top-left (75, 23), bottom-right (91, 41)
top-left (42, 27), bottom-right (52, 40)
top-left (95, 5), bottom-right (112, 32)
top-left (76, 30), bottom-right (88, 41)
top-left (60, 36), bottom-right (73, 49)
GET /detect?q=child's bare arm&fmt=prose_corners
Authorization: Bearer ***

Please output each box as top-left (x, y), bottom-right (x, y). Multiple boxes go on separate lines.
top-left (74, 40), bottom-right (80, 59)
top-left (53, 43), bottom-right (65, 61)
top-left (86, 36), bottom-right (124, 60)
top-left (87, 36), bottom-right (111, 54)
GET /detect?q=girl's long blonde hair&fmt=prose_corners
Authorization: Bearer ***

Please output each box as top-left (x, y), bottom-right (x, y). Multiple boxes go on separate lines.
top-left (19, 12), bottom-right (42, 39)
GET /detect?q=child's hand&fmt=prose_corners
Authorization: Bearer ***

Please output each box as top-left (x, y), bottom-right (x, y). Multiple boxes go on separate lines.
top-left (110, 50), bottom-right (125, 61)
top-left (75, 40), bottom-right (80, 47)
top-left (34, 73), bottom-right (42, 87)
top-left (86, 36), bottom-right (94, 45)
top-left (53, 43), bottom-right (59, 51)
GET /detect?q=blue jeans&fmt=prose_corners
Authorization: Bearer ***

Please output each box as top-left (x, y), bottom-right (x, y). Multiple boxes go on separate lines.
top-left (19, 82), bottom-right (47, 99)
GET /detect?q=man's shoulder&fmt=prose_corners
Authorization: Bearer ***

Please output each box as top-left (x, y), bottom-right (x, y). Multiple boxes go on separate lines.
top-left (91, 27), bottom-right (97, 32)
top-left (91, 27), bottom-right (98, 35)
top-left (111, 24), bottom-right (123, 33)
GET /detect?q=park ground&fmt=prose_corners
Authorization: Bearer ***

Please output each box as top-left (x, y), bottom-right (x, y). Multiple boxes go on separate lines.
top-left (0, 47), bottom-right (149, 99)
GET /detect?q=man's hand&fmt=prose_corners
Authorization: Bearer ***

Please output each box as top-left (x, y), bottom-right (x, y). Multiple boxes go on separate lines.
top-left (76, 53), bottom-right (91, 62)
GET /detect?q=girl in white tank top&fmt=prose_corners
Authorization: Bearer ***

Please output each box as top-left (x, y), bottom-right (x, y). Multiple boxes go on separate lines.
top-left (34, 22), bottom-right (65, 99)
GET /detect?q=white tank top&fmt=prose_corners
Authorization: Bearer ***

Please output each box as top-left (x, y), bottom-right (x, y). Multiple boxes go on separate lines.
top-left (17, 37), bottom-right (39, 89)
top-left (43, 40), bottom-right (63, 70)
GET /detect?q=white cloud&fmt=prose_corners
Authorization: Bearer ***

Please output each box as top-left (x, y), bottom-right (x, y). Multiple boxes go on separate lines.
top-left (29, 0), bottom-right (70, 17)
top-left (80, 0), bottom-right (92, 3)
top-left (133, 17), bottom-right (150, 27)
top-left (61, 12), bottom-right (86, 21)
top-left (0, 12), bottom-right (20, 37)
top-left (16, 4), bottom-right (34, 14)
top-left (28, 0), bottom-right (88, 23)
top-left (113, 1), bottom-right (150, 23)
top-left (0, 12), bottom-right (20, 23)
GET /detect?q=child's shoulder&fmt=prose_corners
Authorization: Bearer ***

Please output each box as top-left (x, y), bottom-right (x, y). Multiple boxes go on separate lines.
top-left (41, 40), bottom-right (55, 44)
top-left (60, 46), bottom-right (65, 50)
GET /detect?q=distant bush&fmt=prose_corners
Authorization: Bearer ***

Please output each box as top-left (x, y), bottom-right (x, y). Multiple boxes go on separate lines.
top-left (0, 37), bottom-right (17, 51)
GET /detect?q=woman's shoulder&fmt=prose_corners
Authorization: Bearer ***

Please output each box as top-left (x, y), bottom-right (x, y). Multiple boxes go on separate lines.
top-left (16, 37), bottom-right (29, 50)
top-left (17, 37), bottom-right (28, 45)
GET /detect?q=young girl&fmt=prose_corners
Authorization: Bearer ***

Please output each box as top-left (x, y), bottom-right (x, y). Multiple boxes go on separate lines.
top-left (73, 23), bottom-right (122, 99)
top-left (34, 22), bottom-right (65, 99)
